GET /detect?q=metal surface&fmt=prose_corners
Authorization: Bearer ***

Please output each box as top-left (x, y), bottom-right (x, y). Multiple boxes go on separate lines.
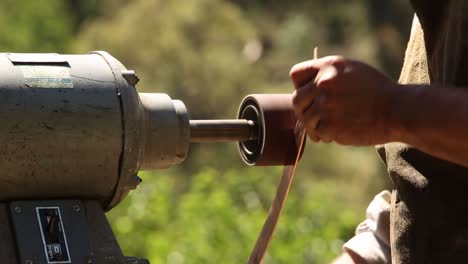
top-left (190, 119), bottom-right (258, 142)
top-left (0, 203), bottom-right (18, 264)
top-left (93, 51), bottom-right (145, 210)
top-left (84, 200), bottom-right (131, 264)
top-left (0, 52), bottom-right (191, 210)
top-left (10, 200), bottom-right (92, 264)
top-left (237, 94), bottom-right (304, 166)
top-left (0, 52), bottom-right (123, 206)
top-left (139, 93), bottom-right (190, 170)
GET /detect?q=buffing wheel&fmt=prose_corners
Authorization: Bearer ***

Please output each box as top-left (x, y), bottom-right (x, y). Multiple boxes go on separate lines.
top-left (237, 94), bottom-right (305, 166)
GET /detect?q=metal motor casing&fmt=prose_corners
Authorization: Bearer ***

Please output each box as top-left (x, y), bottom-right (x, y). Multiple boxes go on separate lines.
top-left (0, 51), bottom-right (190, 209)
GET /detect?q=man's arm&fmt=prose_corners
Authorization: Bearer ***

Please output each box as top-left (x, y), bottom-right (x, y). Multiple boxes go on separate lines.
top-left (390, 83), bottom-right (468, 168)
top-left (289, 56), bottom-right (468, 167)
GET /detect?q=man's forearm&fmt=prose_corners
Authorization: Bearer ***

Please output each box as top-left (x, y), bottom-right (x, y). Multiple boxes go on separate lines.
top-left (389, 84), bottom-right (468, 167)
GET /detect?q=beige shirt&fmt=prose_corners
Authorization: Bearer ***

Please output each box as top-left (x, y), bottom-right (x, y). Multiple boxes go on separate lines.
top-left (343, 191), bottom-right (391, 264)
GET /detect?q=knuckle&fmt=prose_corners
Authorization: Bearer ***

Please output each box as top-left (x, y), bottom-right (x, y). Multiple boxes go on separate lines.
top-left (289, 63), bottom-right (303, 80)
top-left (329, 55), bottom-right (347, 66)
top-left (289, 67), bottom-right (297, 80)
top-left (317, 68), bottom-right (339, 89)
top-left (319, 129), bottom-right (333, 143)
top-left (291, 91), bottom-right (300, 106)
top-left (307, 131), bottom-right (320, 142)
top-left (318, 79), bottom-right (336, 92)
top-left (335, 136), bottom-right (349, 145)
top-left (334, 137), bottom-right (344, 144)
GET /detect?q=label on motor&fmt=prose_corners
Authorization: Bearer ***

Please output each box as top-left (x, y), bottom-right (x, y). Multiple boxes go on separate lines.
top-left (18, 65), bottom-right (73, 89)
top-left (36, 207), bottom-right (72, 263)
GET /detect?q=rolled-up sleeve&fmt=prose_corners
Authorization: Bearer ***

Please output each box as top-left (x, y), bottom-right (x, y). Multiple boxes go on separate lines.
top-left (343, 190), bottom-right (391, 264)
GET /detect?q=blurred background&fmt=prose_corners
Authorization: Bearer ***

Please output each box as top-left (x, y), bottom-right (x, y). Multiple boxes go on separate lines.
top-left (0, 0), bottom-right (414, 263)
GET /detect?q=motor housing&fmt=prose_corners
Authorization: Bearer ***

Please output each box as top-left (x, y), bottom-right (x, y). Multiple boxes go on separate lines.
top-left (0, 51), bottom-right (190, 209)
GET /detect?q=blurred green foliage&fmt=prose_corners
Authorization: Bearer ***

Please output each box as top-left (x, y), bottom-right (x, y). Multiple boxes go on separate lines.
top-left (1, 0), bottom-right (414, 263)
top-left (0, 0), bottom-right (73, 52)
top-left (109, 169), bottom-right (360, 263)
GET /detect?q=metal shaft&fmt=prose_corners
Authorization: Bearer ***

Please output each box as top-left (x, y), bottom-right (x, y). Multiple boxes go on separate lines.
top-left (190, 119), bottom-right (258, 142)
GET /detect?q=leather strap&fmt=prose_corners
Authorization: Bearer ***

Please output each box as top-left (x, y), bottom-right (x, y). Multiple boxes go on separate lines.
top-left (247, 121), bottom-right (306, 264)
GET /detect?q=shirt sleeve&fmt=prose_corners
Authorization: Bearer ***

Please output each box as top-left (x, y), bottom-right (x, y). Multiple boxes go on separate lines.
top-left (343, 190), bottom-right (391, 264)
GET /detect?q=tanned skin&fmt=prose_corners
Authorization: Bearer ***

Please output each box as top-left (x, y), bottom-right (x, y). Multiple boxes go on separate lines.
top-left (290, 56), bottom-right (468, 263)
top-left (290, 56), bottom-right (468, 168)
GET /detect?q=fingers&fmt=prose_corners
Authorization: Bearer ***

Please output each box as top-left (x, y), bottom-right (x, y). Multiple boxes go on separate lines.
top-left (290, 55), bottom-right (346, 143)
top-left (289, 60), bottom-right (319, 88)
top-left (315, 120), bottom-right (334, 143)
top-left (302, 101), bottom-right (321, 142)
top-left (292, 80), bottom-right (319, 117)
top-left (289, 56), bottom-right (344, 88)
top-left (300, 94), bottom-right (336, 143)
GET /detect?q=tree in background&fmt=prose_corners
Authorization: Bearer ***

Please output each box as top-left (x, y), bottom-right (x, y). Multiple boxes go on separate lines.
top-left (0, 0), bottom-right (72, 52)
top-left (0, 0), bottom-right (102, 52)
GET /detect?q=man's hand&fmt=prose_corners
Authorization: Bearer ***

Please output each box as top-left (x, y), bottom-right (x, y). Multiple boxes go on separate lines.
top-left (289, 56), bottom-right (398, 145)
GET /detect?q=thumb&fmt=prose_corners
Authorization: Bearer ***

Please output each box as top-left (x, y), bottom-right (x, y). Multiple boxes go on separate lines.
top-left (289, 56), bottom-right (343, 88)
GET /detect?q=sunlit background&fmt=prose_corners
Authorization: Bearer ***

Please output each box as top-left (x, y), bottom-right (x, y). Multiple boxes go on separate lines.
top-left (0, 0), bottom-right (414, 263)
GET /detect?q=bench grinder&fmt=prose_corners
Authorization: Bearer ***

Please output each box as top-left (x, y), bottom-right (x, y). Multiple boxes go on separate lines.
top-left (0, 51), bottom-right (302, 264)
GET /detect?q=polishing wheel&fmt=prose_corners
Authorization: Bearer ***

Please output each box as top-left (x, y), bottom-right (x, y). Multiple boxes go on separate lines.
top-left (190, 94), bottom-right (304, 166)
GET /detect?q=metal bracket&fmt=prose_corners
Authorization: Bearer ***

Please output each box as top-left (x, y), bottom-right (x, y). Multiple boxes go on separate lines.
top-left (10, 200), bottom-right (93, 264)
